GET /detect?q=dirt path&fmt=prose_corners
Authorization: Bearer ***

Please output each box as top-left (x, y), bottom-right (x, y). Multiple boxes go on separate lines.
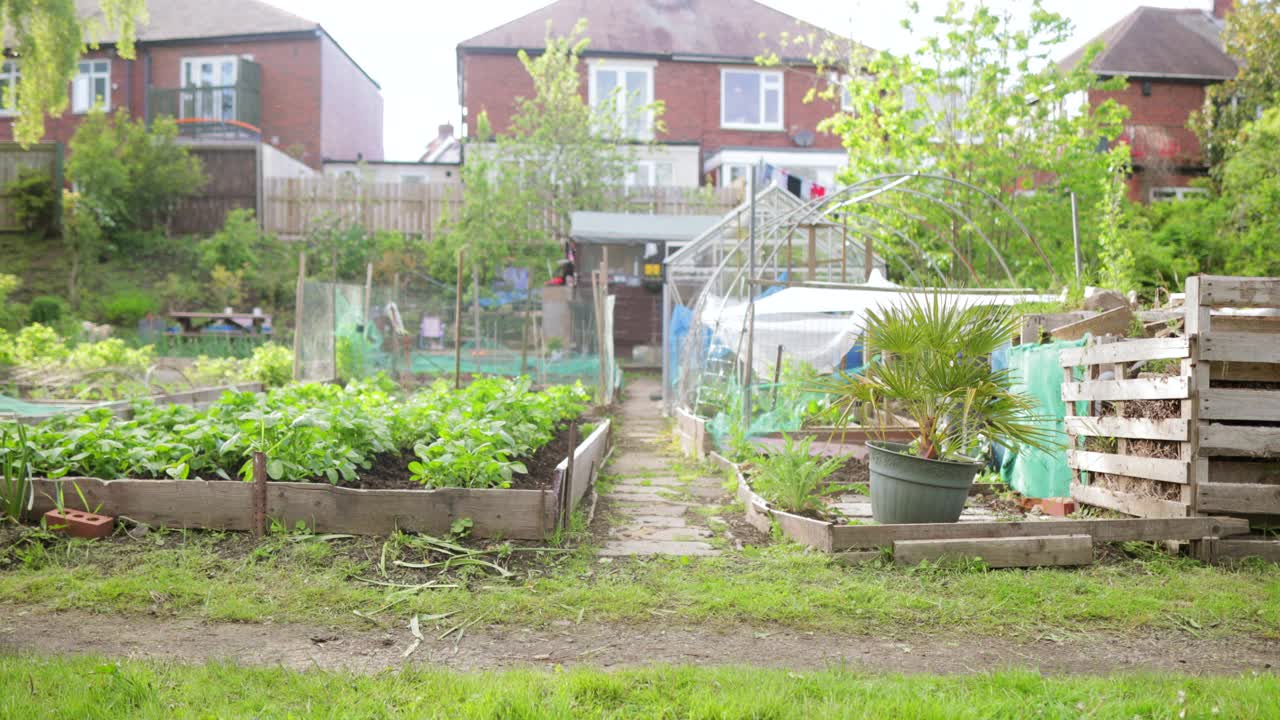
top-left (595, 375), bottom-right (732, 557)
top-left (2, 607), bottom-right (1276, 675)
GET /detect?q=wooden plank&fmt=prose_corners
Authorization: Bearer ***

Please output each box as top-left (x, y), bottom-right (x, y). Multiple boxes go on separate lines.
top-left (770, 508), bottom-right (833, 552)
top-left (1020, 312), bottom-right (1092, 344)
top-left (733, 467), bottom-right (773, 536)
top-left (1215, 538), bottom-right (1280, 564)
top-left (29, 477), bottom-right (555, 539)
top-left (1199, 275), bottom-right (1280, 309)
top-left (829, 514), bottom-right (1243, 550)
top-left (1208, 315), bottom-right (1280, 334)
top-left (1050, 306), bottom-right (1135, 342)
top-left (1209, 361), bottom-right (1280, 382)
top-left (1070, 483), bottom-right (1189, 519)
top-left (1059, 337), bottom-right (1189, 367)
top-left (1208, 459), bottom-right (1280, 485)
top-left (1065, 416), bottom-right (1188, 441)
top-left (556, 419), bottom-right (612, 511)
top-left (893, 535), bottom-right (1093, 568)
top-left (1197, 483), bottom-right (1280, 515)
top-left (1201, 389), bottom-right (1280, 422)
top-left (1068, 450), bottom-right (1188, 484)
top-left (1061, 376), bottom-right (1188, 402)
top-left (1200, 332), bottom-right (1280, 363)
top-left (1199, 423), bottom-right (1280, 457)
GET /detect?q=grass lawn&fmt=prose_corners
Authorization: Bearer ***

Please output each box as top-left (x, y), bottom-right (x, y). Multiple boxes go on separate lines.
top-left (2, 653), bottom-right (1277, 719)
top-left (1, 527), bottom-right (1277, 639)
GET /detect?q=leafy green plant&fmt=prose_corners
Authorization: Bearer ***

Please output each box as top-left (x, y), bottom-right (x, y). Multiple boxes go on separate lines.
top-left (28, 296), bottom-right (68, 326)
top-left (244, 343), bottom-right (293, 388)
top-left (749, 434), bottom-right (846, 516)
top-left (6, 167), bottom-right (57, 236)
top-left (817, 295), bottom-right (1056, 462)
top-left (0, 424), bottom-right (35, 522)
top-left (100, 290), bottom-right (159, 327)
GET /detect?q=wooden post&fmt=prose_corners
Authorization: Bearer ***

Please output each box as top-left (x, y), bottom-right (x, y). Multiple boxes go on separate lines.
top-left (519, 300), bottom-right (531, 376)
top-left (454, 248), bottom-right (465, 390)
top-left (865, 236), bottom-right (874, 282)
top-left (561, 421), bottom-right (578, 531)
top-left (771, 344), bottom-right (784, 410)
top-left (252, 451), bottom-right (268, 538)
top-left (291, 251), bottom-right (306, 382)
top-left (362, 262), bottom-right (373, 338)
top-left (840, 222), bottom-right (848, 284)
top-left (592, 270), bottom-right (608, 405)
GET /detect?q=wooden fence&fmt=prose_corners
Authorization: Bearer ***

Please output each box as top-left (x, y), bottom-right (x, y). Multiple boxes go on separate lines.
top-left (0, 142), bottom-right (62, 232)
top-left (170, 144), bottom-right (259, 235)
top-left (1062, 275), bottom-right (1280, 535)
top-left (261, 177), bottom-right (742, 239)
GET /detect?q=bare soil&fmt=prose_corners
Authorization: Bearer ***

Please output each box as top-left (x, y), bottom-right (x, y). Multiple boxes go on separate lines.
top-left (1, 607), bottom-right (1275, 676)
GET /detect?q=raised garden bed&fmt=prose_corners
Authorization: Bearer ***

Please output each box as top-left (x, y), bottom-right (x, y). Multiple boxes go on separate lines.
top-left (712, 451), bottom-right (1252, 567)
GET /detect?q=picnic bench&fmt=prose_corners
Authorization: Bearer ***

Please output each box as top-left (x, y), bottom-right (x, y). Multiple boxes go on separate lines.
top-left (167, 310), bottom-right (272, 337)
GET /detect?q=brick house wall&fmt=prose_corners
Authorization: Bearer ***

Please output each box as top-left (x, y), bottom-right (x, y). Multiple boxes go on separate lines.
top-left (1090, 78), bottom-right (1213, 202)
top-left (461, 52), bottom-right (842, 160)
top-left (0, 33), bottom-right (381, 170)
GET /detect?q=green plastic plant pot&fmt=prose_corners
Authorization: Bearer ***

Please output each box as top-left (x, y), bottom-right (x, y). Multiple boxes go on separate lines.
top-left (866, 441), bottom-right (982, 525)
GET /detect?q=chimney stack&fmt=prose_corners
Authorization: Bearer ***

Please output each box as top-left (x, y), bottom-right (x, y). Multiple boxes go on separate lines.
top-left (1213, 0), bottom-right (1235, 19)
top-left (438, 123), bottom-right (454, 139)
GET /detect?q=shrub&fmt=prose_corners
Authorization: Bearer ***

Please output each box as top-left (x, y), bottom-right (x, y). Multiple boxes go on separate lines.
top-left (100, 290), bottom-right (160, 327)
top-left (6, 167), bottom-right (57, 236)
top-left (28, 296), bottom-right (69, 325)
top-left (64, 338), bottom-right (153, 373)
top-left (0, 274), bottom-right (20, 331)
top-left (12, 324), bottom-right (68, 365)
top-left (245, 343), bottom-right (293, 388)
top-left (0, 329), bottom-right (12, 365)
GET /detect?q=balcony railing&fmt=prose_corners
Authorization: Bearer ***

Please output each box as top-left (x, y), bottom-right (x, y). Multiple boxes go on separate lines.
top-left (147, 84), bottom-right (262, 133)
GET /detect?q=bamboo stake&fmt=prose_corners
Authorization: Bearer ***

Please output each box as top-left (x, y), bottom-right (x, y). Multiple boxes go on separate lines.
top-left (252, 451), bottom-right (267, 538)
top-left (291, 251), bottom-right (306, 382)
top-left (454, 248), bottom-right (465, 389)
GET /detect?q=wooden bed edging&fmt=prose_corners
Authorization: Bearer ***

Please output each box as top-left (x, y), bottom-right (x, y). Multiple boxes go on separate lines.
top-left (726, 459), bottom-right (1251, 554)
top-left (29, 420), bottom-right (614, 540)
top-left (552, 419), bottom-right (613, 517)
top-left (674, 407), bottom-right (710, 459)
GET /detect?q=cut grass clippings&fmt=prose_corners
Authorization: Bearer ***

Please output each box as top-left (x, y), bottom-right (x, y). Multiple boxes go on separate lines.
top-left (1, 653), bottom-right (1278, 720)
top-left (1, 529), bottom-right (1277, 639)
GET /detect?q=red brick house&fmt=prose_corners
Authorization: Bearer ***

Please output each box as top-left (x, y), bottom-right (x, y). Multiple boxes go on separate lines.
top-left (456, 0), bottom-right (854, 189)
top-left (1059, 2), bottom-right (1237, 203)
top-left (0, 0), bottom-right (383, 168)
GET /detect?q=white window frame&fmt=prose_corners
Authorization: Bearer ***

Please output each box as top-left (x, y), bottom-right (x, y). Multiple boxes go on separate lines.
top-left (720, 68), bottom-right (784, 131)
top-left (72, 59), bottom-right (111, 114)
top-left (1149, 186), bottom-right (1209, 203)
top-left (623, 160), bottom-right (674, 188)
top-left (180, 55), bottom-right (240, 121)
top-left (0, 61), bottom-right (19, 116)
top-left (587, 59), bottom-right (656, 140)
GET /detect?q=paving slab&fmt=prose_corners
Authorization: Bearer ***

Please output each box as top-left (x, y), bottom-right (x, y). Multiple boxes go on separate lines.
top-left (597, 540), bottom-right (720, 557)
top-left (610, 501), bottom-right (690, 516)
top-left (609, 526), bottom-right (714, 542)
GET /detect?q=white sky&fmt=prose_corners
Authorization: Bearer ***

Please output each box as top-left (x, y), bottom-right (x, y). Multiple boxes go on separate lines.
top-left (265, 0), bottom-right (1211, 161)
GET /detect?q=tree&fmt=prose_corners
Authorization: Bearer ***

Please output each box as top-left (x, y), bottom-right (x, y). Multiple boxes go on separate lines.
top-left (783, 0), bottom-right (1128, 288)
top-left (1192, 0), bottom-right (1280, 180)
top-left (1217, 105), bottom-right (1280, 275)
top-left (430, 21), bottom-right (663, 287)
top-left (1, 0), bottom-right (146, 144)
top-left (66, 110), bottom-right (205, 235)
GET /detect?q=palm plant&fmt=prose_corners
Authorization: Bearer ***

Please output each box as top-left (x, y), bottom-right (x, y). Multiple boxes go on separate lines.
top-left (817, 293), bottom-right (1055, 461)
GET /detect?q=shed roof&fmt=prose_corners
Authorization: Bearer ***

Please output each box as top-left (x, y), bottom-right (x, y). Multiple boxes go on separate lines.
top-left (1058, 7), bottom-right (1236, 81)
top-left (570, 211), bottom-right (723, 245)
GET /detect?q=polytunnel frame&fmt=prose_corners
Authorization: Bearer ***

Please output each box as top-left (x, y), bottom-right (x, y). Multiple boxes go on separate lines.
top-left (662, 171), bottom-right (1059, 418)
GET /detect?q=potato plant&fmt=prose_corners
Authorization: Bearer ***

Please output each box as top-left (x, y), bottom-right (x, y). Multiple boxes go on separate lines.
top-left (1, 377), bottom-right (589, 489)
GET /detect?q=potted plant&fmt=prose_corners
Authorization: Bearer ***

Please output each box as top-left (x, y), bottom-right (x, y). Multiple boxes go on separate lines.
top-left (818, 294), bottom-right (1053, 524)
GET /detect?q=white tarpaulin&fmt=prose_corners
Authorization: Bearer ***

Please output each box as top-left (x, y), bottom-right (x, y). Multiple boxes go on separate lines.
top-left (708, 280), bottom-right (1053, 376)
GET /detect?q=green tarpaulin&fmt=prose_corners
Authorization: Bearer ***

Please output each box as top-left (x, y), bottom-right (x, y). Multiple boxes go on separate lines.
top-left (1000, 338), bottom-right (1086, 499)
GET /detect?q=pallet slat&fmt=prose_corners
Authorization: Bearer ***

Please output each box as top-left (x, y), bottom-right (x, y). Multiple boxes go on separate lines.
top-left (1199, 423), bottom-right (1280, 457)
top-left (1070, 483), bottom-right (1188, 519)
top-left (1199, 275), bottom-right (1280, 309)
top-left (1201, 389), bottom-right (1280, 422)
top-left (1200, 332), bottom-right (1280, 363)
top-left (1059, 337), bottom-right (1189, 367)
top-left (1065, 416), bottom-right (1188, 441)
top-left (1215, 538), bottom-right (1280, 564)
top-left (1068, 450), bottom-right (1188, 484)
top-left (829, 515), bottom-right (1244, 549)
top-left (893, 535), bottom-right (1093, 568)
top-left (1196, 483), bottom-right (1280, 515)
top-left (1061, 377), bottom-right (1189, 402)
top-left (1050, 306), bottom-right (1134, 342)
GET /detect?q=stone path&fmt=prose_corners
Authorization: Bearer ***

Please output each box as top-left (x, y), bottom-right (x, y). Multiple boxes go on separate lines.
top-left (595, 374), bottom-right (727, 557)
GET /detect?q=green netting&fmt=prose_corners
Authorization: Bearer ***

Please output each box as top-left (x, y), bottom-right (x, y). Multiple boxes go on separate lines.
top-left (1000, 338), bottom-right (1086, 499)
top-left (0, 393), bottom-right (93, 419)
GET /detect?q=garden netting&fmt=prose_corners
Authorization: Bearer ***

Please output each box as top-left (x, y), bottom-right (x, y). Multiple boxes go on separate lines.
top-left (294, 276), bottom-right (618, 401)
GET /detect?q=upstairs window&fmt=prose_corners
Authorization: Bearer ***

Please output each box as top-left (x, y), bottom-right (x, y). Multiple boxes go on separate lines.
top-left (721, 69), bottom-right (782, 130)
top-left (0, 61), bottom-right (18, 115)
top-left (72, 60), bottom-right (111, 113)
top-left (589, 60), bottom-right (654, 140)
top-left (1150, 186), bottom-right (1209, 202)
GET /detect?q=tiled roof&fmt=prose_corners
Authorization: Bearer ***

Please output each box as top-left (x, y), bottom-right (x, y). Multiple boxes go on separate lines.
top-left (76, 0), bottom-right (318, 43)
top-left (459, 0), bottom-right (853, 61)
top-left (1058, 6), bottom-right (1237, 81)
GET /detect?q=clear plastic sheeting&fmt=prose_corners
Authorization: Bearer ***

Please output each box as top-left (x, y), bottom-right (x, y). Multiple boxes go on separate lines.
top-left (293, 273), bottom-right (617, 399)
